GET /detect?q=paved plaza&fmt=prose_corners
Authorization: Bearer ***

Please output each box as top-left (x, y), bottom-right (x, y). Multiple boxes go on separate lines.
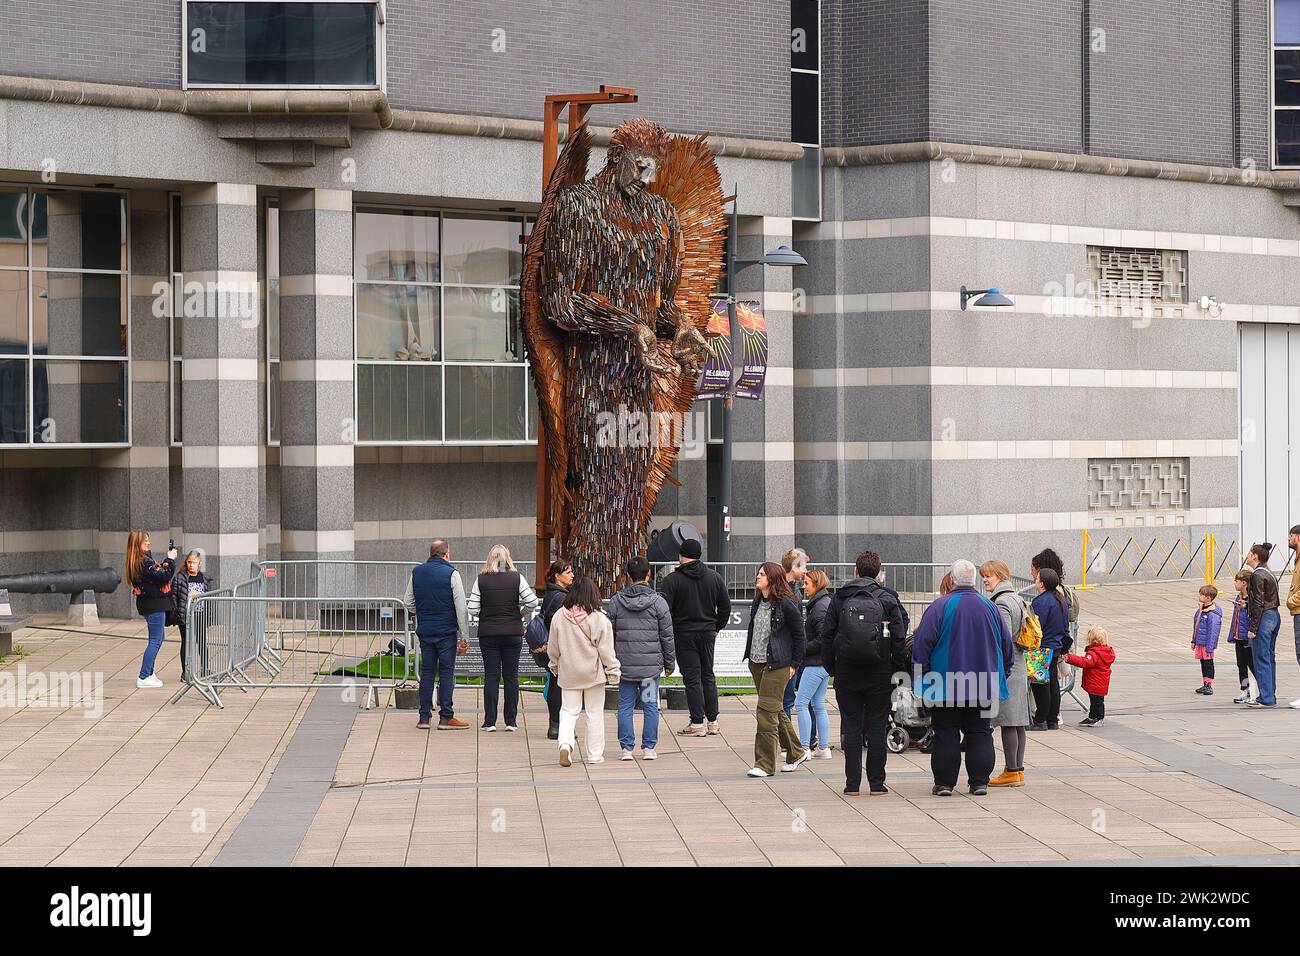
top-left (3, 579), bottom-right (1300, 867)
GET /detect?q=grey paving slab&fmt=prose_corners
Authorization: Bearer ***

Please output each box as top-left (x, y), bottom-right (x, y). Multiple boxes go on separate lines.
top-left (212, 680), bottom-right (355, 867)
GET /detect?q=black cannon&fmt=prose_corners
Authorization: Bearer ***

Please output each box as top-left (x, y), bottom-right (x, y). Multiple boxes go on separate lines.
top-left (0, 568), bottom-right (121, 594)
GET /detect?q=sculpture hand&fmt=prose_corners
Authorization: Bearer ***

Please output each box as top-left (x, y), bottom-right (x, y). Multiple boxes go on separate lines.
top-left (635, 324), bottom-right (679, 376)
top-left (670, 320), bottom-right (707, 369)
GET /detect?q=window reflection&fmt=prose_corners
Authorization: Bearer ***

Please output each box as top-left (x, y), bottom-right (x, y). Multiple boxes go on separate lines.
top-left (33, 359), bottom-right (126, 444)
top-left (31, 191), bottom-right (126, 272)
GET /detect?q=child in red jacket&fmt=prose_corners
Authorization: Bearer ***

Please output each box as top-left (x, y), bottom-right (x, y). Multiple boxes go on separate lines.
top-left (1066, 625), bottom-right (1115, 727)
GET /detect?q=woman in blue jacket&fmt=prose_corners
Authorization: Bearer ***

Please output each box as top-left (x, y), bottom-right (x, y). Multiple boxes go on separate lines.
top-left (125, 530), bottom-right (177, 689)
top-left (1030, 567), bottom-right (1070, 730)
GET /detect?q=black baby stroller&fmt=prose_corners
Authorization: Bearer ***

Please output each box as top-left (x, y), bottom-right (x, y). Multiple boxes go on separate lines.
top-left (887, 678), bottom-right (933, 753)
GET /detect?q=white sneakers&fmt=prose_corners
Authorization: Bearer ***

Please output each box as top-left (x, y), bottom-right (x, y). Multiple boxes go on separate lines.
top-left (813, 747), bottom-right (834, 760)
top-left (781, 750), bottom-right (814, 773)
top-left (746, 767), bottom-right (770, 778)
top-left (643, 749), bottom-right (657, 760)
top-left (621, 750), bottom-right (635, 761)
top-left (504, 725), bottom-right (517, 732)
top-left (587, 755), bottom-right (605, 764)
top-left (482, 725), bottom-right (497, 732)
top-left (559, 745), bottom-right (572, 767)
top-left (1290, 698), bottom-right (1300, 709)
top-left (136, 675), bottom-right (163, 689)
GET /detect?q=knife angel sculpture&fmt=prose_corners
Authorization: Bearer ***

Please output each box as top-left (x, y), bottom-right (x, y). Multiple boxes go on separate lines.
top-left (521, 118), bottom-right (725, 589)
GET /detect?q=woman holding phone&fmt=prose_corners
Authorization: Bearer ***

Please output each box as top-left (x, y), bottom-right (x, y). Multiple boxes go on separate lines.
top-left (125, 531), bottom-right (177, 688)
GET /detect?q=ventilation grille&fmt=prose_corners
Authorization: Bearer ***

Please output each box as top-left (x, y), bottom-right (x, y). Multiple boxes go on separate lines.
top-left (1087, 247), bottom-right (1188, 304)
top-left (1088, 458), bottom-right (1190, 511)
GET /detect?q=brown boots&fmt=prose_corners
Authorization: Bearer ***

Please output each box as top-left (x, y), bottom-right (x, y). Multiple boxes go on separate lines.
top-left (989, 769), bottom-right (1025, 787)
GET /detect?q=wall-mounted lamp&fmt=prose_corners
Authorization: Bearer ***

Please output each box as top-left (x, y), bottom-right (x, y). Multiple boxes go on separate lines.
top-left (959, 285), bottom-right (1015, 311)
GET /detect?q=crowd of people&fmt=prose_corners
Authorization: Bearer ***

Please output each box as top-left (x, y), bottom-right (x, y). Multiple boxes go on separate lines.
top-left (120, 520), bottom-right (1300, 797)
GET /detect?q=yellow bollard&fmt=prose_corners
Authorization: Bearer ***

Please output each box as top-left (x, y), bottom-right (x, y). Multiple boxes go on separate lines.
top-left (1204, 532), bottom-right (1216, 586)
top-left (1077, 528), bottom-right (1095, 590)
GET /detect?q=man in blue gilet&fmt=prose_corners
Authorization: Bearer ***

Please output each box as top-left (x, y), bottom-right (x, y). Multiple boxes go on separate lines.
top-left (404, 539), bottom-right (470, 729)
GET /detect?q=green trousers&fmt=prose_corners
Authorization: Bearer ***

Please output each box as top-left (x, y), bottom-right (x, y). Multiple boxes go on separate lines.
top-left (749, 661), bottom-right (806, 774)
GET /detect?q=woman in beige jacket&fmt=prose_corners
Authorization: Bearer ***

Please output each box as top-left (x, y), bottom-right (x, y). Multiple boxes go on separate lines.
top-left (547, 577), bottom-right (621, 765)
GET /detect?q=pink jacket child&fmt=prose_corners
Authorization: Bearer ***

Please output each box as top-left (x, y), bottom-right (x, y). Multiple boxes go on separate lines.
top-left (1192, 588), bottom-right (1223, 695)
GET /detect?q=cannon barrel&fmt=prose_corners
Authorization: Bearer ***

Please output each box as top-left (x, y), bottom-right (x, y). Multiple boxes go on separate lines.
top-left (0, 568), bottom-right (121, 595)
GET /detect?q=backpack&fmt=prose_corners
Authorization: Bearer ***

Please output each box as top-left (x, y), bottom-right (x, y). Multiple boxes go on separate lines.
top-left (524, 614), bottom-right (549, 652)
top-left (1062, 584), bottom-right (1079, 624)
top-left (1016, 598), bottom-right (1043, 650)
top-left (832, 586), bottom-right (890, 666)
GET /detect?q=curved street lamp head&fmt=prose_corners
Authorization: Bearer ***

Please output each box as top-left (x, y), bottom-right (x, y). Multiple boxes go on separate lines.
top-left (960, 285), bottom-right (1014, 311)
top-left (759, 244), bottom-right (808, 267)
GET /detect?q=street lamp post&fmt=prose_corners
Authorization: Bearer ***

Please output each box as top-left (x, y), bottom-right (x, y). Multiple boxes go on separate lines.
top-left (714, 190), bottom-right (806, 564)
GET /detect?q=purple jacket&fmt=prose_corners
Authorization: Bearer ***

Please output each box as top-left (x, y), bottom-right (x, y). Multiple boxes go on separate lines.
top-left (1227, 598), bottom-right (1251, 644)
top-left (911, 586), bottom-right (1014, 706)
top-left (1192, 602), bottom-right (1223, 654)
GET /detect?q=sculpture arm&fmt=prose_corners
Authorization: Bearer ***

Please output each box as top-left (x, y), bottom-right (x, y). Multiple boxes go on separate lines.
top-left (541, 193), bottom-right (642, 337)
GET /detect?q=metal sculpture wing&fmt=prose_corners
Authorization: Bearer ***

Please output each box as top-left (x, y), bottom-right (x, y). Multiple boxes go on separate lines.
top-left (643, 132), bottom-right (726, 510)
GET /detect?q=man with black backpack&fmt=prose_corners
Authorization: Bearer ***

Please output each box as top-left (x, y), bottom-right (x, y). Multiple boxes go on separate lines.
top-left (821, 550), bottom-right (909, 796)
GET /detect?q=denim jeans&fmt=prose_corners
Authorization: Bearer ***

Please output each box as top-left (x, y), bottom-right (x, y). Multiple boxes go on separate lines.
top-left (1253, 609), bottom-right (1281, 705)
top-left (418, 633), bottom-right (458, 721)
top-left (139, 611), bottom-right (166, 679)
top-left (783, 671), bottom-right (798, 716)
top-left (793, 665), bottom-right (830, 750)
top-left (617, 677), bottom-right (660, 751)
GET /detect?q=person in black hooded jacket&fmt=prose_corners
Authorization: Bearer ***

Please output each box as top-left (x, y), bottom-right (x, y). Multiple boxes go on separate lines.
top-left (657, 540), bottom-right (731, 736)
top-left (538, 559), bottom-right (573, 739)
top-left (793, 569), bottom-right (834, 757)
top-left (821, 550), bottom-right (909, 796)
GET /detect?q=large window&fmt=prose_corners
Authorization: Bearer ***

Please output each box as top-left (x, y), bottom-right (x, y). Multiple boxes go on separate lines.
top-left (184, 1), bottom-right (384, 88)
top-left (354, 207), bottom-right (535, 444)
top-left (0, 187), bottom-right (128, 446)
top-left (1275, 0), bottom-right (1300, 165)
top-left (791, 0), bottom-right (821, 220)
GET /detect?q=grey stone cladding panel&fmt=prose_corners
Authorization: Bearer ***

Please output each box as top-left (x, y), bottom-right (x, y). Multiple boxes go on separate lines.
top-left (842, 459), bottom-right (933, 517)
top-left (928, 311), bottom-right (1237, 373)
top-left (840, 385), bottom-right (932, 442)
top-left (929, 385), bottom-right (1238, 442)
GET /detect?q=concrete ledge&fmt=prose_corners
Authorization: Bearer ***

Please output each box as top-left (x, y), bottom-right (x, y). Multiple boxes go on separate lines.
top-left (824, 140), bottom-right (1300, 190)
top-left (0, 73), bottom-right (802, 163)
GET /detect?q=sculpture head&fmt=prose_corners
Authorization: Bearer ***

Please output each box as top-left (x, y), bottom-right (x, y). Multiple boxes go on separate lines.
top-left (605, 118), bottom-right (672, 196)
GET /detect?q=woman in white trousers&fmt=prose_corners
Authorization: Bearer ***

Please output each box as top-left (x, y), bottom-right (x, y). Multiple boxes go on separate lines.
top-left (547, 576), bottom-right (621, 765)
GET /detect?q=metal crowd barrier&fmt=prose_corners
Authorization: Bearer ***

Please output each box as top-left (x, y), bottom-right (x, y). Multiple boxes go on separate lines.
top-left (171, 565), bottom-right (414, 710)
top-left (169, 557), bottom-right (1045, 708)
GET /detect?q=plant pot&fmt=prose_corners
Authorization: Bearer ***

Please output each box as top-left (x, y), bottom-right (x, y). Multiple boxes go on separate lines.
top-left (664, 686), bottom-right (689, 711)
top-left (393, 685), bottom-right (420, 710)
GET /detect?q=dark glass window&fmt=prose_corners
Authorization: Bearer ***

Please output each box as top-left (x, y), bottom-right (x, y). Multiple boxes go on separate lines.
top-left (187, 2), bottom-right (377, 86)
top-left (791, 0), bottom-right (819, 71)
top-left (1276, 110), bottom-right (1300, 166)
top-left (1277, 50), bottom-right (1300, 106)
top-left (32, 273), bottom-right (127, 357)
top-left (791, 70), bottom-right (819, 145)
top-left (0, 359), bottom-right (25, 442)
top-left (31, 191), bottom-right (126, 272)
top-left (33, 360), bottom-right (127, 444)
